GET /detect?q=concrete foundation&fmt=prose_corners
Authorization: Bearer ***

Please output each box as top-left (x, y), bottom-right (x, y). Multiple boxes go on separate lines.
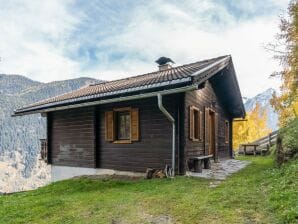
top-left (51, 165), bottom-right (145, 182)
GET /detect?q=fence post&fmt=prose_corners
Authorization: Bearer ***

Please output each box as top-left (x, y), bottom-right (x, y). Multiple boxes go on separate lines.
top-left (268, 133), bottom-right (272, 147)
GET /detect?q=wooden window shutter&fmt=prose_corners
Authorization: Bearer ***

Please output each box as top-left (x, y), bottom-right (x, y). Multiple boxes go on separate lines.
top-left (204, 107), bottom-right (209, 154)
top-left (105, 111), bottom-right (114, 141)
top-left (189, 106), bottom-right (194, 140)
top-left (199, 111), bottom-right (203, 141)
top-left (131, 108), bottom-right (139, 141)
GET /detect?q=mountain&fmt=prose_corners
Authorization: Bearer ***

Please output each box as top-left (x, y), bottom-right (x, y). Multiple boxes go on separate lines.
top-left (0, 74), bottom-right (100, 193)
top-left (0, 74), bottom-right (40, 95)
top-left (244, 88), bottom-right (279, 131)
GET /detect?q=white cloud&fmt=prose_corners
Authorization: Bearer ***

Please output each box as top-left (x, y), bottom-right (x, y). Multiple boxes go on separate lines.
top-left (85, 1), bottom-right (285, 97)
top-left (0, 0), bottom-right (288, 97)
top-left (0, 0), bottom-right (80, 82)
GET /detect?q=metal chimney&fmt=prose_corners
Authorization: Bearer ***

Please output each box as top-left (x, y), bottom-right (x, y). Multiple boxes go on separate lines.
top-left (155, 57), bottom-right (175, 71)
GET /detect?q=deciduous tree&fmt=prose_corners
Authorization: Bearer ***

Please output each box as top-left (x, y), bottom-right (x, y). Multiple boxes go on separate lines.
top-left (233, 103), bottom-right (271, 150)
top-left (269, 0), bottom-right (298, 127)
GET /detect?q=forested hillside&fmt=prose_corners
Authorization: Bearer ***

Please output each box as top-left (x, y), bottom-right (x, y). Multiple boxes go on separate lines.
top-left (0, 74), bottom-right (99, 192)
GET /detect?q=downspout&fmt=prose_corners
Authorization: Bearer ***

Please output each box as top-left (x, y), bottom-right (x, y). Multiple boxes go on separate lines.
top-left (157, 94), bottom-right (175, 177)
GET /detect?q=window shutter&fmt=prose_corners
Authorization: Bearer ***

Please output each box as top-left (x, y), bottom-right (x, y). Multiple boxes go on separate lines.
top-left (214, 113), bottom-right (219, 161)
top-left (105, 111), bottom-right (114, 141)
top-left (199, 111), bottom-right (203, 141)
top-left (204, 107), bottom-right (209, 154)
top-left (131, 108), bottom-right (139, 141)
top-left (189, 106), bottom-right (194, 140)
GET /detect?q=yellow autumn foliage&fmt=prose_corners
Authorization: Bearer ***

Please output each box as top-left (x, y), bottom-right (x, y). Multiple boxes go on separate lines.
top-left (233, 103), bottom-right (271, 150)
top-left (270, 1), bottom-right (298, 127)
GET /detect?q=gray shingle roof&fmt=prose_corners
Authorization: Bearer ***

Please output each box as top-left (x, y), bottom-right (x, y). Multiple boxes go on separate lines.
top-left (14, 55), bottom-right (232, 114)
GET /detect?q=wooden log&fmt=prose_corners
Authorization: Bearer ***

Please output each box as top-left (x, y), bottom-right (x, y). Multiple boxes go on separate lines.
top-left (153, 170), bottom-right (166, 178)
top-left (145, 168), bottom-right (156, 179)
top-left (194, 160), bottom-right (202, 173)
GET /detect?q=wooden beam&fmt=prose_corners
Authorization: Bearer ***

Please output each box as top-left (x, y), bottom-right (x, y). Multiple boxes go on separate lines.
top-left (233, 119), bottom-right (248, 122)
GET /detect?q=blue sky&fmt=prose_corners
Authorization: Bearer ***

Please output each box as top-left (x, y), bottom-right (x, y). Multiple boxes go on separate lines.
top-left (0, 0), bottom-right (289, 97)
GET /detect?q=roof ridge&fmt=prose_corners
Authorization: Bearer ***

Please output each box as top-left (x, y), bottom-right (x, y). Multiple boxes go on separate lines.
top-left (89, 55), bottom-right (228, 87)
top-left (14, 55), bottom-right (231, 114)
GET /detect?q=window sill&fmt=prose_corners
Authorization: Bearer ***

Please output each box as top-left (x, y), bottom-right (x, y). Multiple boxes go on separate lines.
top-left (191, 138), bottom-right (203, 142)
top-left (113, 140), bottom-right (132, 144)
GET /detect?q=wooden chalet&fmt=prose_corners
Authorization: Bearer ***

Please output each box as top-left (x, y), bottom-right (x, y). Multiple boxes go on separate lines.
top-left (14, 55), bottom-right (245, 180)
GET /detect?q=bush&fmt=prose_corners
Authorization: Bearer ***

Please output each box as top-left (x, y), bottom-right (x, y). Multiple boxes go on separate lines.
top-left (276, 118), bottom-right (298, 166)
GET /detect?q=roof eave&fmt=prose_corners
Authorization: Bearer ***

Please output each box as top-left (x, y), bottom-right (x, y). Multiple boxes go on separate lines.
top-left (13, 77), bottom-right (192, 116)
top-left (12, 84), bottom-right (199, 116)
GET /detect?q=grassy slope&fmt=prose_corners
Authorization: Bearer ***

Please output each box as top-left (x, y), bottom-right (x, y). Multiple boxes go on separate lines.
top-left (0, 157), bottom-right (297, 224)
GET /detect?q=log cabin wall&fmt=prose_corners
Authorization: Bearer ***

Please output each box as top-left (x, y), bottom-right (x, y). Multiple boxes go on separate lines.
top-left (50, 107), bottom-right (96, 168)
top-left (48, 85), bottom-right (231, 173)
top-left (98, 94), bottom-right (181, 173)
top-left (184, 81), bottom-right (232, 162)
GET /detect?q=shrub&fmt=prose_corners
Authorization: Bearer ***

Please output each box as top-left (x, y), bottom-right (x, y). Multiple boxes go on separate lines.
top-left (276, 118), bottom-right (298, 166)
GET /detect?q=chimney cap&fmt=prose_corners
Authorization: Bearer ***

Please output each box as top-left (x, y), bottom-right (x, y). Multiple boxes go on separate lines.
top-left (155, 57), bottom-right (175, 65)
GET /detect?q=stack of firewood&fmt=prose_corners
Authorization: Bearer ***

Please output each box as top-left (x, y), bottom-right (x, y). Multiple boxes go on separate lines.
top-left (145, 168), bottom-right (166, 179)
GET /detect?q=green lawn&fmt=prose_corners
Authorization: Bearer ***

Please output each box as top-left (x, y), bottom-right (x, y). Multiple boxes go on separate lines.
top-left (0, 157), bottom-right (297, 224)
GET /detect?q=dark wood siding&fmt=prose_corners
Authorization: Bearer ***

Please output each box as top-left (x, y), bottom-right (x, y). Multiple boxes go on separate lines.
top-left (47, 113), bottom-right (52, 164)
top-left (47, 81), bottom-right (233, 173)
top-left (184, 81), bottom-right (232, 162)
top-left (98, 95), bottom-right (180, 173)
top-left (50, 107), bottom-right (96, 168)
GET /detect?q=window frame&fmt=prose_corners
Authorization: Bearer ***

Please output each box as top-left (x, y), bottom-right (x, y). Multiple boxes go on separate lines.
top-left (116, 111), bottom-right (131, 140)
top-left (190, 106), bottom-right (203, 142)
top-left (113, 107), bottom-right (132, 144)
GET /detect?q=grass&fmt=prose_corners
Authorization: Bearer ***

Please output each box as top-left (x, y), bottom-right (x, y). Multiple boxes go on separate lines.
top-left (0, 156), bottom-right (297, 224)
top-left (279, 117), bottom-right (298, 156)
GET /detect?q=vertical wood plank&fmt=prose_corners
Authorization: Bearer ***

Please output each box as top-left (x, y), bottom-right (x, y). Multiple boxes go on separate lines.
top-left (105, 111), bottom-right (114, 141)
top-left (47, 112), bottom-right (52, 164)
top-left (131, 108), bottom-right (139, 141)
top-left (199, 111), bottom-right (203, 141)
top-left (204, 107), bottom-right (209, 155)
top-left (95, 106), bottom-right (100, 168)
top-left (214, 113), bottom-right (219, 161)
top-left (189, 106), bottom-right (194, 140)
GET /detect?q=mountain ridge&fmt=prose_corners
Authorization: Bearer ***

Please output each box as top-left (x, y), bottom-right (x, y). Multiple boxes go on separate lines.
top-left (244, 88), bottom-right (278, 131)
top-left (0, 74), bottom-right (100, 181)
